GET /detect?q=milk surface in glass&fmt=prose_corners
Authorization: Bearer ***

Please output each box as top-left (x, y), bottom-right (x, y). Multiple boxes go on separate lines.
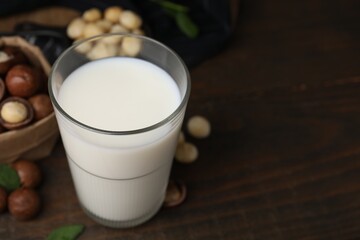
top-left (56, 57), bottom-right (183, 226)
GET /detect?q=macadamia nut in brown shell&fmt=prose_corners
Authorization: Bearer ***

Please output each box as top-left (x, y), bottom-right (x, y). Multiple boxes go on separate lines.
top-left (5, 64), bottom-right (39, 97)
top-left (0, 46), bottom-right (28, 75)
top-left (29, 94), bottom-right (53, 120)
top-left (8, 188), bottom-right (40, 221)
top-left (12, 160), bottom-right (42, 188)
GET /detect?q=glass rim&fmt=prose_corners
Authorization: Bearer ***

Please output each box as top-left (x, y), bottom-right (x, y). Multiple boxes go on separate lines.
top-left (48, 33), bottom-right (191, 135)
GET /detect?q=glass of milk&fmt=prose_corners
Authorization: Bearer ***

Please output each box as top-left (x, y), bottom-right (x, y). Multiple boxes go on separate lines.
top-left (48, 33), bottom-right (190, 228)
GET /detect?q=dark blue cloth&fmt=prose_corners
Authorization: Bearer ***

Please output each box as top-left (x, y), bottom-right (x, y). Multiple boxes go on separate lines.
top-left (0, 0), bottom-right (233, 67)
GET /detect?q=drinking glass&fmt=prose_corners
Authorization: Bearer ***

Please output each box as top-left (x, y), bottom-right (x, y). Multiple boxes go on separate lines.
top-left (49, 33), bottom-right (190, 228)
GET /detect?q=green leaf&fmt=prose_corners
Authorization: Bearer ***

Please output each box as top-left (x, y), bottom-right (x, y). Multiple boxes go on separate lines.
top-left (0, 163), bottom-right (20, 192)
top-left (151, 0), bottom-right (189, 13)
top-left (151, 0), bottom-right (199, 38)
top-left (175, 12), bottom-right (199, 38)
top-left (47, 224), bottom-right (85, 240)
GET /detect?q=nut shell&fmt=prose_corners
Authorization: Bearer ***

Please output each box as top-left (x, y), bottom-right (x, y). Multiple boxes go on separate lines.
top-left (163, 180), bottom-right (187, 207)
top-left (0, 46), bottom-right (28, 75)
top-left (28, 94), bottom-right (53, 121)
top-left (5, 64), bottom-right (39, 97)
top-left (8, 188), bottom-right (40, 221)
top-left (12, 160), bottom-right (42, 188)
top-left (0, 96), bottom-right (34, 130)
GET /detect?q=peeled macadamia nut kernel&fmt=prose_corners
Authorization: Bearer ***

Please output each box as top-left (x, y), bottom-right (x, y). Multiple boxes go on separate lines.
top-left (87, 42), bottom-right (118, 60)
top-left (74, 40), bottom-right (93, 54)
top-left (66, 5), bottom-right (146, 60)
top-left (67, 6), bottom-right (145, 44)
top-left (132, 28), bottom-right (145, 35)
top-left (8, 188), bottom-right (40, 221)
top-left (83, 8), bottom-right (102, 22)
top-left (119, 10), bottom-right (142, 30)
top-left (121, 37), bottom-right (142, 56)
top-left (0, 51), bottom-right (11, 62)
top-left (110, 24), bottom-right (129, 34)
top-left (5, 64), bottom-right (39, 98)
top-left (104, 6), bottom-right (123, 23)
top-left (0, 187), bottom-right (7, 213)
top-left (83, 23), bottom-right (104, 39)
top-left (96, 19), bottom-right (112, 32)
top-left (29, 94), bottom-right (53, 120)
top-left (1, 101), bottom-right (28, 124)
top-left (66, 18), bottom-right (86, 39)
top-left (175, 142), bottom-right (199, 163)
top-left (187, 115), bottom-right (211, 138)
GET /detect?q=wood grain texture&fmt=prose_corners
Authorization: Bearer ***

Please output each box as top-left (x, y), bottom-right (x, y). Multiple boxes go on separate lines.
top-left (1, 0), bottom-right (360, 239)
top-left (0, 6), bottom-right (79, 32)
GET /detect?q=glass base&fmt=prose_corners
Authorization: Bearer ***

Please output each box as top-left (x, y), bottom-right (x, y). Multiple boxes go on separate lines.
top-left (80, 199), bottom-right (163, 228)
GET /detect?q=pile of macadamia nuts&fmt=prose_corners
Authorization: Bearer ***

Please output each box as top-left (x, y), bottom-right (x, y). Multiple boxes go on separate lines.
top-left (0, 46), bottom-right (53, 133)
top-left (0, 160), bottom-right (42, 221)
top-left (66, 6), bottom-right (144, 60)
top-left (164, 115), bottom-right (211, 207)
top-left (175, 115), bottom-right (211, 164)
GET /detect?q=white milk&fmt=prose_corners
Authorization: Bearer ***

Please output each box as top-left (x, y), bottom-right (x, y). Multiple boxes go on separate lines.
top-left (55, 57), bottom-right (185, 226)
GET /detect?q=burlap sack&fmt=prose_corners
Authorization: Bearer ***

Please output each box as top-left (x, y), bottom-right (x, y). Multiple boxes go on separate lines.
top-left (0, 36), bottom-right (59, 163)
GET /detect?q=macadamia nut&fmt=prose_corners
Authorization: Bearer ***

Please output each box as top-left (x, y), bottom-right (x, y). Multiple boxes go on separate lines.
top-left (100, 24), bottom-right (129, 44)
top-left (74, 40), bottom-right (93, 54)
top-left (110, 24), bottom-right (129, 34)
top-left (28, 94), bottom-right (53, 120)
top-left (8, 188), bottom-right (40, 221)
top-left (83, 23), bottom-right (104, 39)
top-left (96, 19), bottom-right (112, 32)
top-left (104, 6), bottom-right (123, 23)
top-left (87, 42), bottom-right (118, 60)
top-left (67, 6), bottom-right (145, 42)
top-left (187, 115), bottom-right (211, 138)
top-left (119, 10), bottom-right (142, 30)
top-left (13, 160), bottom-right (42, 188)
top-left (65, 5), bottom-right (146, 61)
top-left (1, 101), bottom-right (28, 123)
top-left (132, 28), bottom-right (145, 35)
top-left (83, 8), bottom-right (102, 22)
top-left (121, 37), bottom-right (142, 56)
top-left (67, 18), bottom-right (86, 39)
top-left (175, 142), bottom-right (199, 163)
top-left (163, 180), bottom-right (187, 207)
top-left (0, 51), bottom-right (11, 62)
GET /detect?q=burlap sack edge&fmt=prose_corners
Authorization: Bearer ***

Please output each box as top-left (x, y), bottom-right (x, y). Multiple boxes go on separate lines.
top-left (0, 36), bottom-right (59, 163)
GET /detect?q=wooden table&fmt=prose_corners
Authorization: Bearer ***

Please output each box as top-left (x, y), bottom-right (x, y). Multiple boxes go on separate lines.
top-left (1, 0), bottom-right (360, 239)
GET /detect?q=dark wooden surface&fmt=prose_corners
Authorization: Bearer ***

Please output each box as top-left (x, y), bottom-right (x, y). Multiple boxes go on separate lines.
top-left (1, 0), bottom-right (360, 239)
